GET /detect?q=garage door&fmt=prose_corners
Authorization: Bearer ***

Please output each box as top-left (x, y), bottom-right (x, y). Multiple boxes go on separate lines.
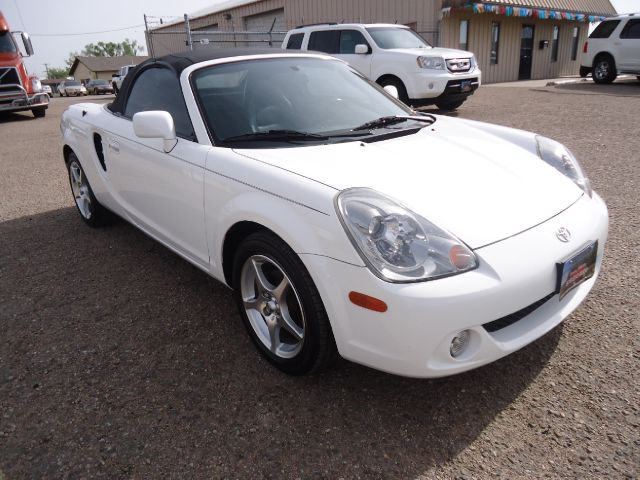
top-left (244, 8), bottom-right (286, 47)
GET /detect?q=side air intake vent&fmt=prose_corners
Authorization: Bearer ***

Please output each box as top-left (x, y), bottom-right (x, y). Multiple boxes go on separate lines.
top-left (93, 133), bottom-right (106, 171)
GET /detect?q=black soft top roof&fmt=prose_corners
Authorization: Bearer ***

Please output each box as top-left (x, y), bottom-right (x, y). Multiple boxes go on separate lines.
top-left (109, 48), bottom-right (315, 115)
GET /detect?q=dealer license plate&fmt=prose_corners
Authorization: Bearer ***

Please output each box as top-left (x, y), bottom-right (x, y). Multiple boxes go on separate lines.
top-left (460, 80), bottom-right (472, 93)
top-left (556, 241), bottom-right (598, 300)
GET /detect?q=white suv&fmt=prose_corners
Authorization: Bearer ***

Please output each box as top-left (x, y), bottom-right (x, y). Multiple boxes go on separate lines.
top-left (282, 23), bottom-right (481, 110)
top-left (581, 14), bottom-right (640, 84)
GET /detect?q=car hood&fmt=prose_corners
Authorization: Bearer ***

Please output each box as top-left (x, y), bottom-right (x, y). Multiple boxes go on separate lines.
top-left (388, 47), bottom-right (475, 59)
top-left (235, 117), bottom-right (582, 249)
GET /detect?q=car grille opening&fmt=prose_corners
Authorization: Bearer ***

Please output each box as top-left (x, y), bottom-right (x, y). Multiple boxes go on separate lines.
top-left (446, 58), bottom-right (472, 73)
top-left (482, 292), bottom-right (556, 333)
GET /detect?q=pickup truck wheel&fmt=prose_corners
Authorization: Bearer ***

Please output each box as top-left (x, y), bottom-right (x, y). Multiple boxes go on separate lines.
top-left (377, 77), bottom-right (409, 105)
top-left (436, 99), bottom-right (465, 111)
top-left (32, 108), bottom-right (46, 118)
top-left (67, 153), bottom-right (111, 227)
top-left (592, 55), bottom-right (616, 84)
top-left (233, 231), bottom-right (338, 375)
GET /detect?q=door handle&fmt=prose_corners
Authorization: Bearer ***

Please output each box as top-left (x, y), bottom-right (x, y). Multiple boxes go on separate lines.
top-left (108, 141), bottom-right (120, 153)
top-left (614, 41), bottom-right (622, 46)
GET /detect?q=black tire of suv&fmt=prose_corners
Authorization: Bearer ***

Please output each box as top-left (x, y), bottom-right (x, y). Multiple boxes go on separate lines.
top-left (435, 99), bottom-right (465, 111)
top-left (592, 55), bottom-right (616, 84)
top-left (32, 108), bottom-right (46, 118)
top-left (377, 77), bottom-right (409, 105)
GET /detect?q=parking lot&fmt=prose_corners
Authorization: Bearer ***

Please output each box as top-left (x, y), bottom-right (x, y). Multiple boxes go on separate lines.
top-left (1, 81), bottom-right (638, 479)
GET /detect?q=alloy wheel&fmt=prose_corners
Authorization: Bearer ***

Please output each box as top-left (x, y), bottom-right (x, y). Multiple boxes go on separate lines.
top-left (69, 161), bottom-right (92, 219)
top-left (240, 255), bottom-right (306, 359)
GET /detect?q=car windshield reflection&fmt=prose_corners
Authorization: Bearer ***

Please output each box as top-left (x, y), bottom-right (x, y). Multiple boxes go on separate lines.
top-left (192, 57), bottom-right (420, 147)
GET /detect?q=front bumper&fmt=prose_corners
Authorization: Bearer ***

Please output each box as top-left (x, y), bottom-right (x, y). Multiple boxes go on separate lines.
top-left (0, 84), bottom-right (49, 113)
top-left (301, 193), bottom-right (608, 378)
top-left (405, 68), bottom-right (481, 102)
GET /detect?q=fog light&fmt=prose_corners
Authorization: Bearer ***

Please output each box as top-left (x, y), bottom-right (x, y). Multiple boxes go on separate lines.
top-left (450, 330), bottom-right (470, 358)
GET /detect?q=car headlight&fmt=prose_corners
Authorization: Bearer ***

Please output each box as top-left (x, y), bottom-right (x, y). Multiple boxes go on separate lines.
top-left (536, 136), bottom-right (592, 197)
top-left (31, 78), bottom-right (42, 93)
top-left (336, 189), bottom-right (478, 283)
top-left (417, 56), bottom-right (445, 70)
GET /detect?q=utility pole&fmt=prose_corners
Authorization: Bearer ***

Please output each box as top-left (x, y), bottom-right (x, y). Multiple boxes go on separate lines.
top-left (144, 14), bottom-right (155, 58)
top-left (43, 63), bottom-right (50, 78)
top-left (184, 14), bottom-right (193, 51)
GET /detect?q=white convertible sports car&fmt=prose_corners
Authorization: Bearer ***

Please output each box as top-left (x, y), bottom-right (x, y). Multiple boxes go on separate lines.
top-left (60, 49), bottom-right (608, 378)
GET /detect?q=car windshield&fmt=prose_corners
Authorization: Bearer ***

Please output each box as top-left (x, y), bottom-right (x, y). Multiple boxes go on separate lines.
top-left (192, 57), bottom-right (416, 146)
top-left (92, 80), bottom-right (108, 85)
top-left (66, 81), bottom-right (81, 86)
top-left (0, 31), bottom-right (17, 54)
top-left (366, 27), bottom-right (431, 49)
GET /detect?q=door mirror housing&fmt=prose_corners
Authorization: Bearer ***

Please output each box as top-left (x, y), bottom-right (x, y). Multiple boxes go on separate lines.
top-left (383, 85), bottom-right (399, 99)
top-left (20, 32), bottom-right (34, 56)
top-left (354, 44), bottom-right (369, 55)
top-left (132, 111), bottom-right (177, 153)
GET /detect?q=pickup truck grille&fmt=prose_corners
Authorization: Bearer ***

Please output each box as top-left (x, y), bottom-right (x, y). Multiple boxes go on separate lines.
top-left (0, 67), bottom-right (22, 87)
top-left (446, 58), bottom-right (472, 73)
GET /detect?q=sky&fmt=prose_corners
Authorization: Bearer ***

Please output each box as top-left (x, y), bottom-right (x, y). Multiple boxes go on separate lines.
top-left (2, 0), bottom-right (638, 78)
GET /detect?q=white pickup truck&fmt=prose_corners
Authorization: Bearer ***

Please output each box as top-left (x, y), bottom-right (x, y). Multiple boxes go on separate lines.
top-left (282, 23), bottom-right (481, 110)
top-left (111, 64), bottom-right (136, 94)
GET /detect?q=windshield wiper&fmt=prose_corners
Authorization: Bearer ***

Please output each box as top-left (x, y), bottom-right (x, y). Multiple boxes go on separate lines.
top-left (352, 114), bottom-right (436, 131)
top-left (222, 129), bottom-right (329, 143)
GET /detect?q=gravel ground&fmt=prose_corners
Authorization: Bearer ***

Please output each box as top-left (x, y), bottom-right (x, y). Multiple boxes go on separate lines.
top-left (1, 82), bottom-right (638, 479)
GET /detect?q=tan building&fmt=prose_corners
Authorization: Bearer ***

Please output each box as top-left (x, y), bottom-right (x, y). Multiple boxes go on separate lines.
top-left (68, 56), bottom-right (149, 82)
top-left (148, 0), bottom-right (616, 83)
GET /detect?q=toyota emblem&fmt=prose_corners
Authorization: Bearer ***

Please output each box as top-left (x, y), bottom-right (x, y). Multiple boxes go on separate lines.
top-left (556, 227), bottom-right (571, 243)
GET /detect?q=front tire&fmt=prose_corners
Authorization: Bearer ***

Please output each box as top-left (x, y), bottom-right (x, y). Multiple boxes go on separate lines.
top-left (66, 152), bottom-right (111, 227)
top-left (377, 77), bottom-right (409, 105)
top-left (592, 55), bottom-right (616, 84)
top-left (435, 99), bottom-right (466, 111)
top-left (232, 232), bottom-right (337, 375)
top-left (32, 108), bottom-right (46, 118)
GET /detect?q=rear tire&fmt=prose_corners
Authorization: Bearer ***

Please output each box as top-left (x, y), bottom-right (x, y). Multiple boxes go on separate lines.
top-left (435, 99), bottom-right (465, 111)
top-left (32, 108), bottom-right (46, 118)
top-left (592, 55), bottom-right (616, 84)
top-left (232, 231), bottom-right (338, 375)
top-left (377, 77), bottom-right (409, 105)
top-left (66, 152), bottom-right (112, 227)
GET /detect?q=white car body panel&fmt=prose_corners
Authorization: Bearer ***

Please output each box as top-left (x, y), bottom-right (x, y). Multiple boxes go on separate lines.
top-left (60, 52), bottom-right (608, 378)
top-left (237, 116), bottom-right (581, 249)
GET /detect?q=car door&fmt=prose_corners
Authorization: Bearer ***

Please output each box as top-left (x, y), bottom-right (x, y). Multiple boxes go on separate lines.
top-left (103, 66), bottom-right (210, 268)
top-left (617, 19), bottom-right (640, 70)
top-left (334, 29), bottom-right (373, 77)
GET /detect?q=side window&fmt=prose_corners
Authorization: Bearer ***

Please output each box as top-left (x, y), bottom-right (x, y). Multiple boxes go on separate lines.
top-left (589, 20), bottom-right (620, 38)
top-left (308, 30), bottom-right (340, 54)
top-left (620, 19), bottom-right (640, 39)
top-left (124, 67), bottom-right (195, 140)
top-left (339, 30), bottom-right (369, 54)
top-left (286, 33), bottom-right (304, 49)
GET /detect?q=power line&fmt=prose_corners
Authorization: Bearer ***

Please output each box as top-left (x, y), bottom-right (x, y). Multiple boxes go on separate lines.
top-left (30, 24), bottom-right (145, 37)
top-left (12, 0), bottom-right (27, 30)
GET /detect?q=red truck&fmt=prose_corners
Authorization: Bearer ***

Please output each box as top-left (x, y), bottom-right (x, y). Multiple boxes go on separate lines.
top-left (0, 11), bottom-right (48, 117)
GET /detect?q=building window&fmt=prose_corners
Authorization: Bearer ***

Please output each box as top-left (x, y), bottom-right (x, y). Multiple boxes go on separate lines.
top-left (490, 22), bottom-right (500, 65)
top-left (459, 20), bottom-right (469, 51)
top-left (571, 26), bottom-right (580, 61)
top-left (551, 25), bottom-right (559, 62)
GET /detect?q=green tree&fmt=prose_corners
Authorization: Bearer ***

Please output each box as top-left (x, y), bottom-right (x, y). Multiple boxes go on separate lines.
top-left (80, 38), bottom-right (144, 57)
top-left (46, 66), bottom-right (69, 79)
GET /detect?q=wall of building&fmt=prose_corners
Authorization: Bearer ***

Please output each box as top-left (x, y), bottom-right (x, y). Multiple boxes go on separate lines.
top-left (441, 12), bottom-right (589, 83)
top-left (148, 0), bottom-right (593, 83)
top-left (71, 63), bottom-right (117, 82)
